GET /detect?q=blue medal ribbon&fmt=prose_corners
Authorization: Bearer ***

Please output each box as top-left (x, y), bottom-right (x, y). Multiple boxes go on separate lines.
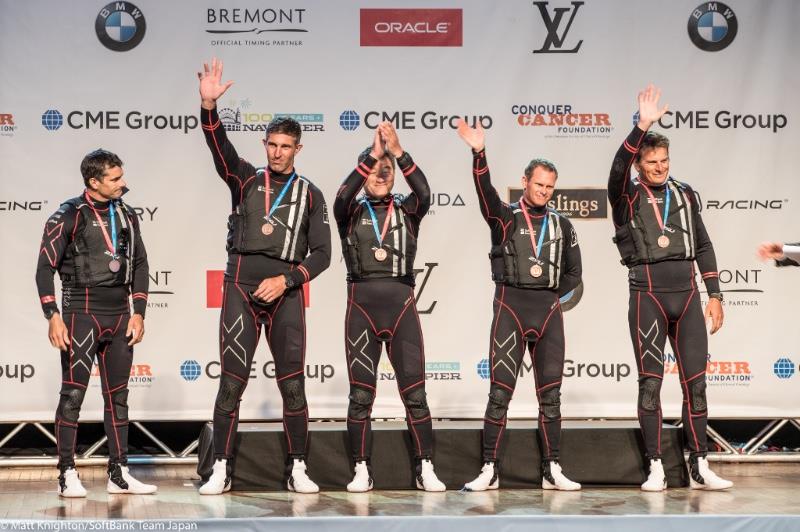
top-left (109, 200), bottom-right (117, 257)
top-left (661, 182), bottom-right (671, 233)
top-left (535, 214), bottom-right (548, 258)
top-left (361, 198), bottom-right (394, 245)
top-left (266, 171), bottom-right (297, 220)
top-left (520, 198), bottom-right (549, 260)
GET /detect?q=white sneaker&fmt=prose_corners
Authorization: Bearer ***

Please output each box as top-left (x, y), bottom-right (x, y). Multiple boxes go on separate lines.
top-left (415, 459), bottom-right (446, 492)
top-left (641, 458), bottom-right (667, 492)
top-left (689, 456), bottom-right (733, 490)
top-left (463, 462), bottom-right (499, 491)
top-left (58, 467), bottom-right (87, 498)
top-left (107, 464), bottom-right (157, 494)
top-left (199, 459), bottom-right (231, 495)
top-left (347, 461), bottom-right (373, 493)
top-left (287, 458), bottom-right (319, 493)
top-left (542, 461), bottom-right (581, 491)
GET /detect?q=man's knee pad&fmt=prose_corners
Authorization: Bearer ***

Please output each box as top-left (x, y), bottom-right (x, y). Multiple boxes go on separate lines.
top-left (539, 387), bottom-right (561, 420)
top-left (689, 378), bottom-right (707, 413)
top-left (215, 375), bottom-right (245, 414)
top-left (347, 387), bottom-right (375, 421)
top-left (58, 388), bottom-right (86, 424)
top-left (638, 377), bottom-right (662, 412)
top-left (485, 385), bottom-right (512, 421)
top-left (278, 376), bottom-right (307, 412)
top-left (110, 388), bottom-right (129, 423)
top-left (403, 387), bottom-right (430, 420)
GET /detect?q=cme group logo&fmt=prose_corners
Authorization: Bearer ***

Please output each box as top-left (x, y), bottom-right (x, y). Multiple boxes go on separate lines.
top-left (773, 357), bottom-right (795, 380)
top-left (477, 358), bottom-right (491, 380)
top-left (339, 110), bottom-right (361, 131)
top-left (42, 109), bottom-right (63, 131)
top-left (688, 2), bottom-right (737, 52)
top-left (180, 360), bottom-right (202, 382)
top-left (96, 2), bottom-right (147, 52)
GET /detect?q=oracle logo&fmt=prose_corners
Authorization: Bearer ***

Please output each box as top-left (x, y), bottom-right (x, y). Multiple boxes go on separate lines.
top-left (374, 21), bottom-right (451, 34)
top-left (360, 8), bottom-right (462, 47)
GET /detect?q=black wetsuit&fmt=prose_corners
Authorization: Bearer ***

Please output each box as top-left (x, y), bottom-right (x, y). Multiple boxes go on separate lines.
top-left (471, 149), bottom-right (582, 463)
top-left (201, 107), bottom-right (331, 464)
top-left (333, 152), bottom-right (433, 462)
top-left (609, 126), bottom-right (721, 459)
top-left (35, 192), bottom-right (149, 471)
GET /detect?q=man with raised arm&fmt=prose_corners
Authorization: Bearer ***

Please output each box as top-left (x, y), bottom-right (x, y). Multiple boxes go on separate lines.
top-left (456, 119), bottom-right (582, 492)
top-left (608, 85), bottom-right (731, 491)
top-left (196, 58), bottom-right (331, 495)
top-left (333, 122), bottom-right (445, 492)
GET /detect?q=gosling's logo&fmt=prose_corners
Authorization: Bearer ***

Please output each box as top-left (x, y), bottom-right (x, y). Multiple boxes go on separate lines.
top-left (95, 2), bottom-right (147, 52)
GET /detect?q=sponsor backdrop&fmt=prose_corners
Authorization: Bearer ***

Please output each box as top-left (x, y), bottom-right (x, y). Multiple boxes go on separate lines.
top-left (1, 1), bottom-right (798, 422)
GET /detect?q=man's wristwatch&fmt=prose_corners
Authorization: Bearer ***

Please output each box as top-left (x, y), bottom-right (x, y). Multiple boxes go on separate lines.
top-left (284, 275), bottom-right (297, 289)
top-left (44, 308), bottom-right (60, 320)
top-left (708, 292), bottom-right (724, 302)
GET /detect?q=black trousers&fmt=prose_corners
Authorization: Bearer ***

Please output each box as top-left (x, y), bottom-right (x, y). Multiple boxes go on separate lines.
top-left (344, 279), bottom-right (433, 461)
top-left (481, 285), bottom-right (565, 462)
top-left (55, 312), bottom-right (132, 470)
top-left (212, 281), bottom-right (309, 461)
top-left (628, 288), bottom-right (709, 458)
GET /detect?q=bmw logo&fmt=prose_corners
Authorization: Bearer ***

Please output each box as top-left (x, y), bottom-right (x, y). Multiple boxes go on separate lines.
top-left (95, 2), bottom-right (147, 52)
top-left (688, 2), bottom-right (738, 52)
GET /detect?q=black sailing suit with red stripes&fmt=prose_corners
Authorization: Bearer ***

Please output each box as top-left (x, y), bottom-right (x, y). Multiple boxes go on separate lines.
top-left (333, 152), bottom-right (434, 462)
top-left (471, 149), bottom-right (582, 464)
top-left (35, 193), bottom-right (149, 471)
top-left (609, 126), bottom-right (722, 459)
top-left (201, 107), bottom-right (331, 464)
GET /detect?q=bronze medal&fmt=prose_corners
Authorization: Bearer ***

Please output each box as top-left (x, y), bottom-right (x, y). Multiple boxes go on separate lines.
top-left (262, 223), bottom-right (274, 236)
top-left (530, 264), bottom-right (543, 278)
top-left (374, 248), bottom-right (388, 262)
top-left (108, 259), bottom-right (121, 273)
top-left (657, 235), bottom-right (670, 248)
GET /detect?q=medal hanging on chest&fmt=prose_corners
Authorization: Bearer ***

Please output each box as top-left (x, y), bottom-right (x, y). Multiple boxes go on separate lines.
top-left (640, 180), bottom-right (672, 249)
top-left (520, 199), bottom-right (549, 278)
top-left (262, 170), bottom-right (297, 236)
top-left (85, 191), bottom-right (122, 272)
top-left (362, 198), bottom-right (395, 262)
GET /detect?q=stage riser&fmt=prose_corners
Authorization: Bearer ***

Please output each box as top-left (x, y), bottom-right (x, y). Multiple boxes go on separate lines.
top-left (198, 422), bottom-right (688, 490)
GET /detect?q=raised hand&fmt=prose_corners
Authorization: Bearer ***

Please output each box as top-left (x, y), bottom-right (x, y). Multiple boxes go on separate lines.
top-left (637, 84), bottom-right (669, 131)
top-left (369, 127), bottom-right (385, 160)
top-left (198, 57), bottom-right (234, 110)
top-left (456, 118), bottom-right (485, 152)
top-left (378, 122), bottom-right (404, 158)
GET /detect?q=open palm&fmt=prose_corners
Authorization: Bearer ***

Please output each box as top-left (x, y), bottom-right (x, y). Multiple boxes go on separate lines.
top-left (637, 84), bottom-right (669, 128)
top-left (456, 119), bottom-right (485, 152)
top-left (198, 57), bottom-right (234, 106)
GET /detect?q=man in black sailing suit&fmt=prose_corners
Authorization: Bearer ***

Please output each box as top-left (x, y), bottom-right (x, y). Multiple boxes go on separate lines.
top-left (197, 58), bottom-right (331, 495)
top-left (608, 85), bottom-right (731, 491)
top-left (36, 149), bottom-right (156, 497)
top-left (455, 119), bottom-right (583, 491)
top-left (333, 122), bottom-right (445, 492)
